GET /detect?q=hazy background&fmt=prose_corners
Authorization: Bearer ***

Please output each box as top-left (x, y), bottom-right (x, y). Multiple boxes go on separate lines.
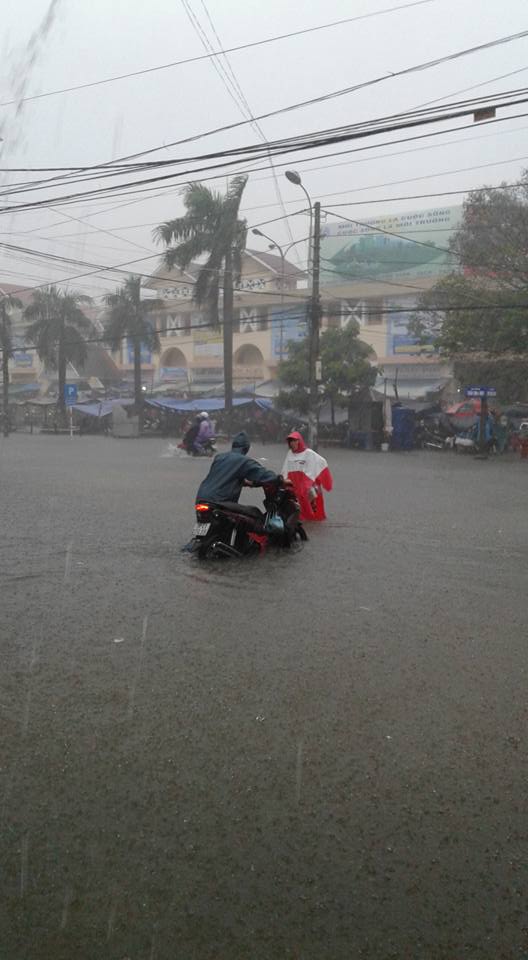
top-left (1, 0), bottom-right (527, 298)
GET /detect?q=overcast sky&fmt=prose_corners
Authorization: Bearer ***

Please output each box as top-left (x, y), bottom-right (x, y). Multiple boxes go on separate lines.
top-left (1, 0), bottom-right (527, 299)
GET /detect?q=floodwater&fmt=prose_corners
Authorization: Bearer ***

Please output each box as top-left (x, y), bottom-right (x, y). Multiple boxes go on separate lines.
top-left (0, 434), bottom-right (527, 959)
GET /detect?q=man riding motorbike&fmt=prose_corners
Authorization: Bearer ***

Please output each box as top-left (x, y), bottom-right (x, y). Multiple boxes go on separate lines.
top-left (196, 430), bottom-right (278, 504)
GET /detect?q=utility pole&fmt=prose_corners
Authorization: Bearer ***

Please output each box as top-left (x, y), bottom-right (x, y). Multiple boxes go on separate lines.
top-left (2, 343), bottom-right (9, 438)
top-left (283, 171), bottom-right (321, 448)
top-left (478, 392), bottom-right (489, 458)
top-left (251, 229), bottom-right (310, 365)
top-left (308, 201), bottom-right (322, 450)
top-left (223, 246), bottom-right (234, 424)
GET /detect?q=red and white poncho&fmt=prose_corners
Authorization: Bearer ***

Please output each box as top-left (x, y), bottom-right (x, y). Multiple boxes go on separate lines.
top-left (281, 432), bottom-right (333, 522)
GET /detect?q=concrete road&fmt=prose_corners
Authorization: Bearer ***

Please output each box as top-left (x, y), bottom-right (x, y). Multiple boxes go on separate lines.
top-left (0, 434), bottom-right (527, 959)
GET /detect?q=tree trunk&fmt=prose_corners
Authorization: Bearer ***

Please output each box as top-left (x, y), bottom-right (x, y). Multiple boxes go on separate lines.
top-left (223, 249), bottom-right (234, 428)
top-left (330, 393), bottom-right (335, 427)
top-left (58, 330), bottom-right (66, 422)
top-left (134, 335), bottom-right (143, 434)
top-left (2, 346), bottom-right (9, 438)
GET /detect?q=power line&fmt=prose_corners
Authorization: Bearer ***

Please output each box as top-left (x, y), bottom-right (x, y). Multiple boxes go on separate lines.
top-left (0, 1), bottom-right (435, 109)
top-left (3, 85), bottom-right (528, 204)
top-left (189, 0), bottom-right (300, 262)
top-left (14, 298), bottom-right (528, 360)
top-left (250, 119), bottom-right (528, 186)
top-left (323, 181), bottom-right (527, 208)
top-left (3, 90), bottom-right (528, 217)
top-left (106, 29), bottom-right (528, 166)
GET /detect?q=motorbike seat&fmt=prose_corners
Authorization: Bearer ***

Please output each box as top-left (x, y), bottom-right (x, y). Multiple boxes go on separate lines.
top-left (215, 501), bottom-right (263, 519)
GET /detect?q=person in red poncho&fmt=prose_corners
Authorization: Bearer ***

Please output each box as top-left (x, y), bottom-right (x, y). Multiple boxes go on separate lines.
top-left (281, 431), bottom-right (333, 521)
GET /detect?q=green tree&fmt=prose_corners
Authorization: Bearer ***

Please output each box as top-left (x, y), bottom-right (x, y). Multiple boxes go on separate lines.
top-left (411, 175), bottom-right (528, 354)
top-left (0, 294), bottom-right (23, 437)
top-left (24, 286), bottom-right (92, 417)
top-left (155, 176), bottom-right (248, 417)
top-left (103, 276), bottom-right (161, 430)
top-left (278, 322), bottom-right (377, 423)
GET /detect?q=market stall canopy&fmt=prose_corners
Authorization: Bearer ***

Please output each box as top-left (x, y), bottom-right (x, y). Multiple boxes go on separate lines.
top-left (146, 396), bottom-right (272, 413)
top-left (72, 399), bottom-right (134, 418)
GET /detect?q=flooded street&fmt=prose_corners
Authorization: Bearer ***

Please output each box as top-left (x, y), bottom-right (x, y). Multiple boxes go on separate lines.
top-left (1, 435), bottom-right (527, 959)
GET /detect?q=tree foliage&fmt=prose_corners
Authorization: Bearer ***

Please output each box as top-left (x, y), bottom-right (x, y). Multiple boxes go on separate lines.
top-left (154, 176), bottom-right (247, 324)
top-left (155, 176), bottom-right (248, 414)
top-left (24, 286), bottom-right (92, 412)
top-left (277, 322), bottom-right (377, 418)
top-left (0, 295), bottom-right (22, 361)
top-left (103, 275), bottom-right (162, 414)
top-left (410, 174), bottom-right (528, 354)
top-left (1, 295), bottom-right (23, 437)
top-left (103, 275), bottom-right (161, 353)
top-left (25, 286), bottom-right (92, 369)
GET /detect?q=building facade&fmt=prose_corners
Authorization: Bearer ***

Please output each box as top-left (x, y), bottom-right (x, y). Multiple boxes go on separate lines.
top-left (115, 248), bottom-right (309, 393)
top-left (319, 205), bottom-right (462, 399)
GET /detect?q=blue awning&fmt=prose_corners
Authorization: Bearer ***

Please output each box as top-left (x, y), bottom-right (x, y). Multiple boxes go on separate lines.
top-left (146, 396), bottom-right (256, 413)
top-left (72, 399), bottom-right (134, 418)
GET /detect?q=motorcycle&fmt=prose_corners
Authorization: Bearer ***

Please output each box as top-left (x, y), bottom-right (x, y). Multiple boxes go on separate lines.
top-left (179, 437), bottom-right (217, 457)
top-left (422, 426), bottom-right (454, 451)
top-left (190, 479), bottom-right (308, 559)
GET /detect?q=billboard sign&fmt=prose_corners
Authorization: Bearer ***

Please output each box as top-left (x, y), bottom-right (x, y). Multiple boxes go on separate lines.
top-left (193, 325), bottom-right (223, 359)
top-left (12, 336), bottom-right (33, 368)
top-left (159, 367), bottom-right (187, 382)
top-left (126, 339), bottom-right (152, 365)
top-left (320, 206), bottom-right (462, 285)
top-left (387, 299), bottom-right (436, 355)
top-left (271, 307), bottom-right (307, 359)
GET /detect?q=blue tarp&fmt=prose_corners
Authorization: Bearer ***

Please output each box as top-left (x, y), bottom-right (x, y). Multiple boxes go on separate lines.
top-left (72, 399), bottom-right (133, 418)
top-left (146, 396), bottom-right (272, 413)
top-left (72, 396), bottom-right (274, 418)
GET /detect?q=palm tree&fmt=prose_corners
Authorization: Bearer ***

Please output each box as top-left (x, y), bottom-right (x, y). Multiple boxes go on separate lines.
top-left (155, 175), bottom-right (248, 417)
top-left (0, 294), bottom-right (22, 437)
top-left (24, 286), bottom-right (92, 418)
top-left (103, 275), bottom-right (161, 431)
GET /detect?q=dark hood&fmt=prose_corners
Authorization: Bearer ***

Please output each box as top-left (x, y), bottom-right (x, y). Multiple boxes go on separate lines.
top-left (232, 431), bottom-right (250, 455)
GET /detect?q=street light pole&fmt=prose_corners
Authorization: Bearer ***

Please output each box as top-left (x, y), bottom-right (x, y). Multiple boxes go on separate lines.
top-left (252, 230), bottom-right (307, 364)
top-left (284, 171), bottom-right (321, 450)
top-left (309, 201), bottom-right (322, 451)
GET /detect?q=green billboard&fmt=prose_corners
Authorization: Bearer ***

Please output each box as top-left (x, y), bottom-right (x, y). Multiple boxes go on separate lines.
top-left (320, 206), bottom-right (462, 284)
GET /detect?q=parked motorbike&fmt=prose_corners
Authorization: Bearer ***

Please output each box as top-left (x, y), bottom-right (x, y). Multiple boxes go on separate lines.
top-left (179, 437), bottom-right (217, 457)
top-left (191, 479), bottom-right (308, 559)
top-left (422, 427), bottom-right (454, 451)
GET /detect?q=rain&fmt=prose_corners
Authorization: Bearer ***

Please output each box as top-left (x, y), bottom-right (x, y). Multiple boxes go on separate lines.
top-left (1, 2), bottom-right (528, 959)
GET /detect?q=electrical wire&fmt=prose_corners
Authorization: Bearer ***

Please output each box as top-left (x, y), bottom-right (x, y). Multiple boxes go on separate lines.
top-left (2, 90), bottom-right (528, 217)
top-left (105, 29), bottom-right (528, 166)
top-left (0, 1), bottom-right (435, 110)
top-left (180, 0), bottom-right (299, 262)
top-left (14, 298), bottom-right (528, 361)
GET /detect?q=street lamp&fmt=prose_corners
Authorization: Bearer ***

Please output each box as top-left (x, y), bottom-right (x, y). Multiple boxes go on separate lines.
top-left (284, 171), bottom-right (322, 450)
top-left (252, 229), bottom-right (307, 363)
top-left (285, 171), bottom-right (314, 275)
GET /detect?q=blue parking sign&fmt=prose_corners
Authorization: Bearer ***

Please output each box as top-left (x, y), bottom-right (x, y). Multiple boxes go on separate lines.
top-left (64, 384), bottom-right (78, 405)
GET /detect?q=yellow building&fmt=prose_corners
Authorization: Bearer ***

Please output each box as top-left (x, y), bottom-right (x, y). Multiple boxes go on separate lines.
top-left (120, 248), bottom-right (308, 393)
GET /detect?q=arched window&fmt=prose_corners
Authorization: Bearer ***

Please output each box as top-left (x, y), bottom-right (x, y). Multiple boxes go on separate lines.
top-left (234, 344), bottom-right (264, 366)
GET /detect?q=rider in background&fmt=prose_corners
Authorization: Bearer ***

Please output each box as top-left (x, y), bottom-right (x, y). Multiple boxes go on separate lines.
top-left (194, 412), bottom-right (215, 454)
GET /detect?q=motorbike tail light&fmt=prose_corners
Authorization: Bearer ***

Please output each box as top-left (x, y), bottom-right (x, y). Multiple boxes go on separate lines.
top-left (195, 503), bottom-right (210, 513)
